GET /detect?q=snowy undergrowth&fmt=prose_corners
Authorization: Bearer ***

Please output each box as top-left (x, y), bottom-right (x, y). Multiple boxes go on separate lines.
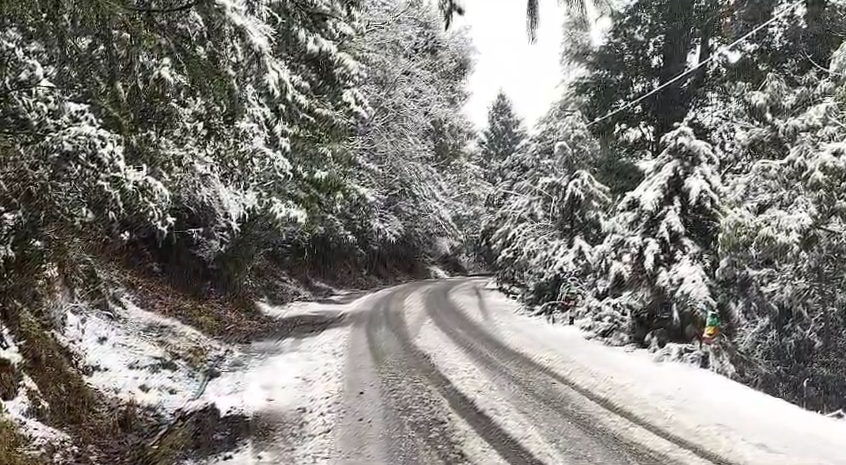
top-left (0, 324), bottom-right (73, 459)
top-left (466, 282), bottom-right (846, 465)
top-left (193, 297), bottom-right (359, 464)
top-left (57, 295), bottom-right (230, 413)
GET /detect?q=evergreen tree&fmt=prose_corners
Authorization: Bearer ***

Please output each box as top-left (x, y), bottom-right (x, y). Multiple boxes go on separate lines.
top-left (597, 126), bottom-right (723, 344)
top-left (485, 106), bottom-right (609, 310)
top-left (716, 42), bottom-right (846, 408)
top-left (479, 91), bottom-right (527, 186)
top-left (341, 0), bottom-right (476, 274)
top-left (477, 0), bottom-right (846, 412)
top-left (572, 0), bottom-right (721, 156)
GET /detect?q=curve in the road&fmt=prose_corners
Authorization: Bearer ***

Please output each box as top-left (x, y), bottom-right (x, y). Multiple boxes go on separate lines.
top-left (426, 280), bottom-right (740, 465)
top-left (366, 285), bottom-right (546, 465)
top-left (425, 283), bottom-right (663, 465)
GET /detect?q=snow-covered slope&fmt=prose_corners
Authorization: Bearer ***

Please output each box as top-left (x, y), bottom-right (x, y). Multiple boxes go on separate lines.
top-left (57, 297), bottom-right (229, 413)
top-left (0, 324), bottom-right (73, 460)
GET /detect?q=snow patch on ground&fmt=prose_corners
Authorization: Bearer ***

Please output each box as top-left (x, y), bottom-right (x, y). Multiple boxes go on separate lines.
top-left (57, 296), bottom-right (227, 412)
top-left (3, 374), bottom-right (71, 449)
top-left (192, 296), bottom-right (366, 464)
top-left (193, 326), bottom-right (350, 464)
top-left (461, 281), bottom-right (846, 465)
top-left (1, 324), bottom-right (72, 455)
top-left (0, 323), bottom-right (23, 365)
top-left (256, 300), bottom-right (346, 320)
top-left (427, 265), bottom-right (450, 279)
top-left (255, 286), bottom-right (361, 320)
top-left (51, 286), bottom-right (364, 465)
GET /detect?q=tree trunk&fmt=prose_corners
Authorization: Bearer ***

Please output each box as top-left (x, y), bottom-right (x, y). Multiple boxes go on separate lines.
top-left (654, 0), bottom-right (695, 151)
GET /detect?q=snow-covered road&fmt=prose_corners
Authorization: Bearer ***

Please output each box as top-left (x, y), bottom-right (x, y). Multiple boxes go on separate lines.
top-left (209, 278), bottom-right (846, 465)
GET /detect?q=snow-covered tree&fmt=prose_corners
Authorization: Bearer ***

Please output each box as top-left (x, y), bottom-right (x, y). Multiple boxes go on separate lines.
top-left (0, 0), bottom-right (370, 297)
top-left (573, 0), bottom-right (722, 156)
top-left (337, 0), bottom-right (476, 274)
top-left (482, 0), bottom-right (846, 411)
top-left (597, 126), bottom-right (723, 344)
top-left (479, 91), bottom-right (527, 185)
top-left (715, 43), bottom-right (846, 408)
top-left (485, 106), bottom-right (610, 309)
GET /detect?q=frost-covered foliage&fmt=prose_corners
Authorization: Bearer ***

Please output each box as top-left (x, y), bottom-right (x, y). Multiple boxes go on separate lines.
top-left (346, 0), bottom-right (476, 274)
top-left (479, 91), bottom-right (527, 185)
top-left (485, 107), bottom-right (610, 310)
top-left (716, 55), bottom-right (846, 408)
top-left (597, 126), bottom-right (723, 344)
top-left (1, 0), bottom-right (482, 307)
top-left (485, 1), bottom-right (846, 411)
top-left (1, 0), bottom-right (370, 298)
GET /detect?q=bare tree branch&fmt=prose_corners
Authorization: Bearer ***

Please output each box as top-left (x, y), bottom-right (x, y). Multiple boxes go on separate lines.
top-left (106, 0), bottom-right (201, 14)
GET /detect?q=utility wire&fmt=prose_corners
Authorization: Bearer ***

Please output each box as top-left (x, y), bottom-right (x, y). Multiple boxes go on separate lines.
top-left (587, 0), bottom-right (805, 127)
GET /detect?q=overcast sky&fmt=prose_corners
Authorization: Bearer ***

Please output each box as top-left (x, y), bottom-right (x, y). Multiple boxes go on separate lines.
top-left (452, 0), bottom-right (567, 131)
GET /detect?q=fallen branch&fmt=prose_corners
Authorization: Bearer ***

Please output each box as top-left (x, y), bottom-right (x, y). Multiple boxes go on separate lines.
top-left (106, 0), bottom-right (201, 14)
top-left (826, 409), bottom-right (845, 419)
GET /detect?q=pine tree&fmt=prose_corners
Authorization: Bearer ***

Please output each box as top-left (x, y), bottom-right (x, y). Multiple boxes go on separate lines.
top-left (479, 91), bottom-right (527, 186)
top-left (485, 106), bottom-right (609, 310)
top-left (342, 0), bottom-right (476, 272)
top-left (598, 126), bottom-right (723, 344)
top-left (716, 42), bottom-right (846, 408)
top-left (573, 0), bottom-right (721, 156)
top-left (0, 0), bottom-right (368, 295)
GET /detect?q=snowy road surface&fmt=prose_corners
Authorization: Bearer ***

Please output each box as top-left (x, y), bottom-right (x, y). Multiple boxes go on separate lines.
top-left (209, 278), bottom-right (846, 465)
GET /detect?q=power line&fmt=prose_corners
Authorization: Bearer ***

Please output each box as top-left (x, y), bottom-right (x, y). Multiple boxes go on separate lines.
top-left (586, 0), bottom-right (805, 127)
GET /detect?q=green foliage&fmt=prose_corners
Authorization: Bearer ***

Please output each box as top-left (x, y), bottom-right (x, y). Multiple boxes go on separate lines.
top-left (484, 107), bottom-right (610, 311)
top-left (479, 91), bottom-right (527, 185)
top-left (485, 0), bottom-right (846, 410)
top-left (573, 0), bottom-right (721, 155)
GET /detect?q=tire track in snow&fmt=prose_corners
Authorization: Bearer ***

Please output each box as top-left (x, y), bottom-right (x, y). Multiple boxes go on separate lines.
top-left (427, 280), bottom-right (740, 465)
top-left (338, 306), bottom-right (403, 465)
top-left (366, 285), bottom-right (546, 465)
top-left (425, 284), bottom-right (659, 465)
top-left (366, 289), bottom-right (457, 464)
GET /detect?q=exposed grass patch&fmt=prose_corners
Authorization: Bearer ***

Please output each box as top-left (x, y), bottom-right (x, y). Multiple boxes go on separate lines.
top-left (0, 413), bottom-right (42, 465)
top-left (141, 405), bottom-right (251, 465)
top-left (0, 359), bottom-right (21, 401)
top-left (12, 309), bottom-right (95, 426)
top-left (105, 260), bottom-right (279, 343)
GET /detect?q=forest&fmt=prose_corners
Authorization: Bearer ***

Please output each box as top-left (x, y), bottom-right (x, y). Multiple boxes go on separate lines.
top-left (481, 0), bottom-right (846, 412)
top-left (1, 0), bottom-right (845, 452)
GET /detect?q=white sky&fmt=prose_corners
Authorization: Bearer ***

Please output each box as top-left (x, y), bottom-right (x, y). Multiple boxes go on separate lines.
top-left (452, 0), bottom-right (567, 130)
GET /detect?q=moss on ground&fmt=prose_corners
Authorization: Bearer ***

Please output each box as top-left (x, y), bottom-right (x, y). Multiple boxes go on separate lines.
top-left (0, 358), bottom-right (22, 402)
top-left (0, 410), bottom-right (42, 465)
top-left (140, 405), bottom-right (251, 465)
